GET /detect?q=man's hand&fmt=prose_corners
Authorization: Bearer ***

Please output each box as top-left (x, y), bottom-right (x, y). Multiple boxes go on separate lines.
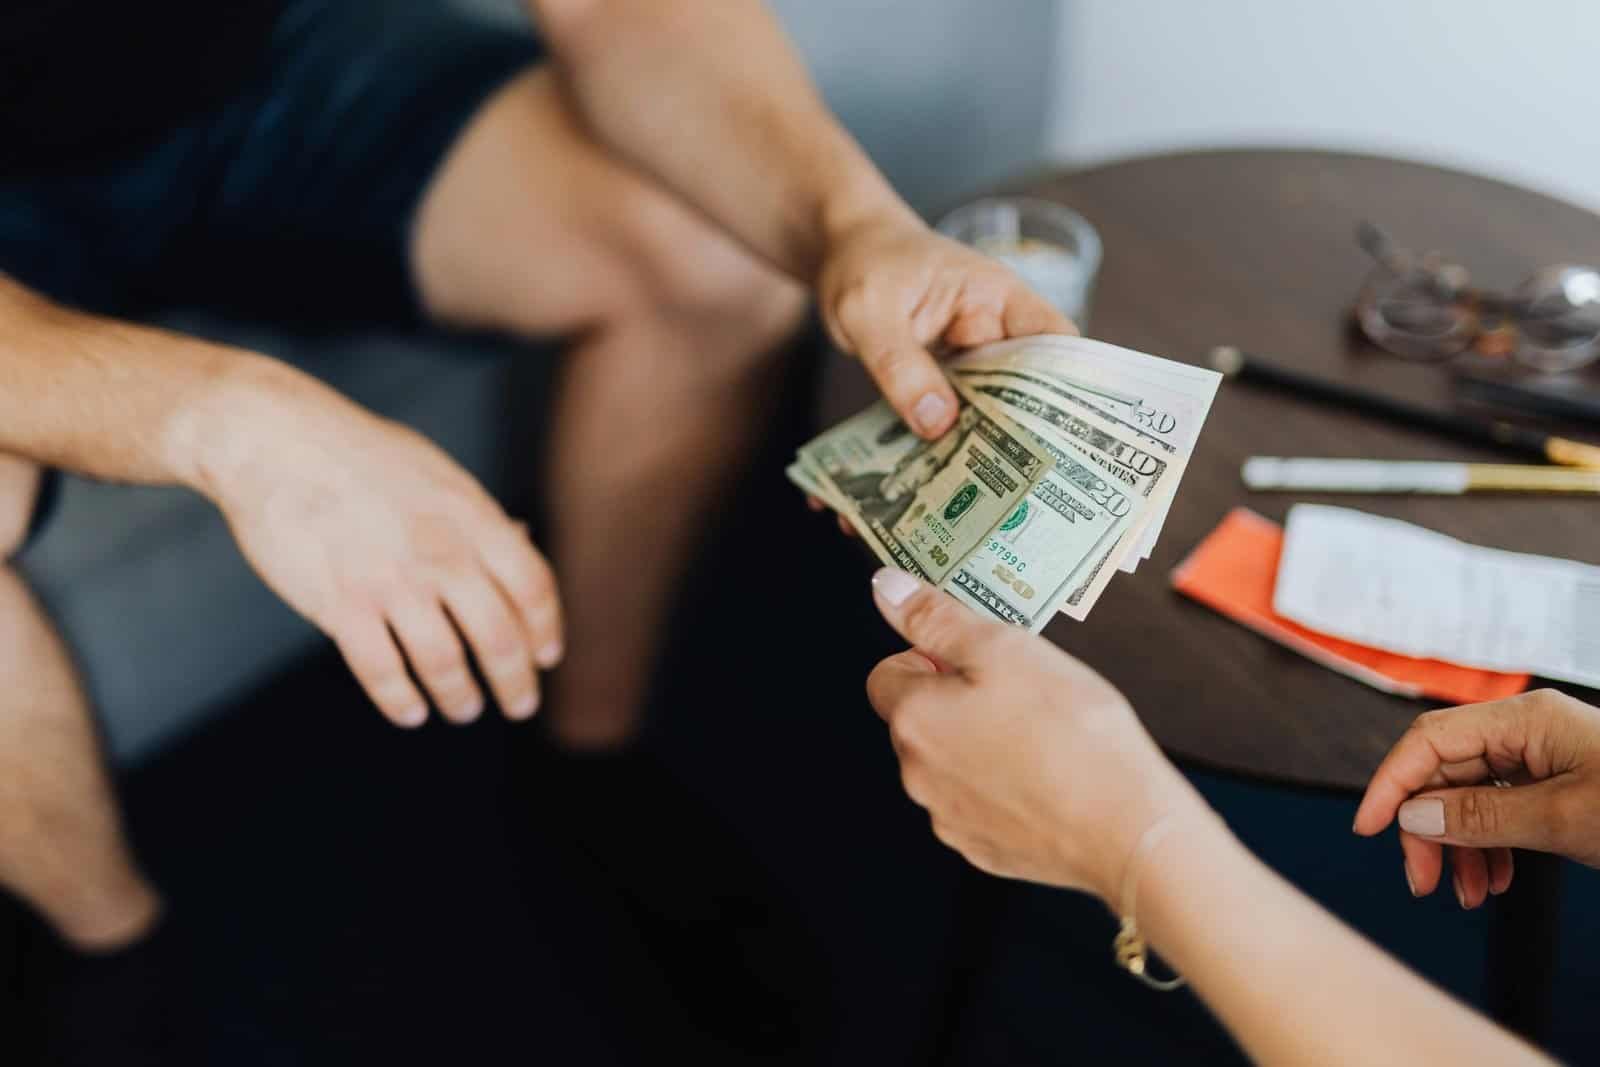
top-left (183, 365), bottom-right (563, 728)
top-left (1355, 689), bottom-right (1600, 909)
top-left (527, 1), bottom-right (1070, 440)
top-left (864, 568), bottom-right (1199, 902)
top-left (818, 215), bottom-right (1076, 438)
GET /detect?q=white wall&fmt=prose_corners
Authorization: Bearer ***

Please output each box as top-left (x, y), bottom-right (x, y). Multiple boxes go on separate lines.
top-left (770, 0), bottom-right (1059, 212)
top-left (1051, 0), bottom-right (1600, 214)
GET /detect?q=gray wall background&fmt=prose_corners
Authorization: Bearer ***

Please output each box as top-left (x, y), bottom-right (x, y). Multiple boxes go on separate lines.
top-left (456, 0), bottom-right (1061, 214)
top-left (1053, 0), bottom-right (1600, 214)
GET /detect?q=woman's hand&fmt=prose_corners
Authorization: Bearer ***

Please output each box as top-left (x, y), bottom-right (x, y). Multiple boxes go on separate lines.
top-left (864, 568), bottom-right (1202, 902)
top-left (1354, 689), bottom-right (1600, 909)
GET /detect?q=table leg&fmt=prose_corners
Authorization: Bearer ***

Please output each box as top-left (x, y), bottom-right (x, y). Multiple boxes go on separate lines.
top-left (1486, 850), bottom-right (1563, 1042)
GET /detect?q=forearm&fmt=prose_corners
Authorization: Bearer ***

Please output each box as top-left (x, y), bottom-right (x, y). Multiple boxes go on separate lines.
top-left (0, 275), bottom-right (316, 493)
top-left (529, 0), bottom-right (917, 282)
top-left (1138, 817), bottom-right (1547, 1066)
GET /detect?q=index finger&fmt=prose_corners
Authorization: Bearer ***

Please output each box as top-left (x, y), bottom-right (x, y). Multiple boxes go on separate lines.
top-left (1002, 285), bottom-right (1078, 339)
top-left (870, 568), bottom-right (1005, 675)
top-left (865, 649), bottom-right (941, 722)
top-left (1353, 702), bottom-right (1518, 836)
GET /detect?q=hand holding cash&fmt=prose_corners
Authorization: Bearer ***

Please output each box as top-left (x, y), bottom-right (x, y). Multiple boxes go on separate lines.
top-left (789, 336), bottom-right (1221, 629)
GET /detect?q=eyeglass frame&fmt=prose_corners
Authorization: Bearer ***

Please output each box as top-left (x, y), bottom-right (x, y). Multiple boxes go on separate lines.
top-left (1351, 221), bottom-right (1600, 374)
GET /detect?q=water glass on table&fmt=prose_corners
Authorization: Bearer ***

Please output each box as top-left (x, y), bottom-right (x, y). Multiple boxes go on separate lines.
top-left (937, 196), bottom-right (1103, 328)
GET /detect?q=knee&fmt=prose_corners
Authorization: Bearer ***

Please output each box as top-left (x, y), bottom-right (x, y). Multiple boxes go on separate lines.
top-left (619, 197), bottom-right (809, 365)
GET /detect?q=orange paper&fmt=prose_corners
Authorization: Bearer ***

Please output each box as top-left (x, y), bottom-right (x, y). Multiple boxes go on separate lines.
top-left (1171, 508), bottom-right (1529, 705)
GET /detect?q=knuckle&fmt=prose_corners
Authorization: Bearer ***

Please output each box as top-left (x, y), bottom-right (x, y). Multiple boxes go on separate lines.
top-left (481, 628), bottom-right (527, 664)
top-left (508, 553), bottom-right (560, 613)
top-left (888, 712), bottom-right (922, 754)
top-left (835, 282), bottom-right (871, 323)
top-left (864, 669), bottom-right (892, 711)
top-left (899, 766), bottom-right (928, 807)
top-left (1531, 687), bottom-right (1581, 719)
top-left (486, 659), bottom-right (530, 690)
top-left (903, 593), bottom-right (957, 644)
top-left (1412, 709), bottom-right (1445, 731)
top-left (336, 639), bottom-right (385, 680)
top-left (413, 647), bottom-right (466, 680)
top-left (337, 574), bottom-right (398, 617)
top-left (1456, 790), bottom-right (1502, 838)
top-left (412, 518), bottom-right (472, 571)
top-left (870, 347), bottom-right (922, 385)
top-left (525, 595), bottom-right (562, 637)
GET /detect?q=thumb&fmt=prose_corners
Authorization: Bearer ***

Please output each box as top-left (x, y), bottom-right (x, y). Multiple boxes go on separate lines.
top-left (846, 318), bottom-right (959, 439)
top-left (871, 567), bottom-right (1000, 673)
top-left (1399, 779), bottom-right (1572, 853)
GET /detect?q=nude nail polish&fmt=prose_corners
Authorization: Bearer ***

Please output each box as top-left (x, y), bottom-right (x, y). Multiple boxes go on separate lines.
top-left (873, 567), bottom-right (920, 606)
top-left (912, 392), bottom-right (951, 434)
top-left (1398, 797), bottom-right (1445, 837)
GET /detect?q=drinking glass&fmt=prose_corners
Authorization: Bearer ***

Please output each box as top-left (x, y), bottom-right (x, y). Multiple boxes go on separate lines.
top-left (937, 196), bottom-right (1103, 329)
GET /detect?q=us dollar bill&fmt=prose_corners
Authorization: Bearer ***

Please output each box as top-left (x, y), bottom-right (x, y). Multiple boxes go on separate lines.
top-left (953, 337), bottom-right (1220, 563)
top-left (796, 383), bottom-right (1054, 586)
top-left (792, 335), bottom-right (1217, 626)
top-left (942, 426), bottom-right (1135, 631)
top-left (955, 368), bottom-right (1177, 619)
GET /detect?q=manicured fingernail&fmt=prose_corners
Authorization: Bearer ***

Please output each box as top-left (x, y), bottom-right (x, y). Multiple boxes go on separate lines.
top-left (536, 641), bottom-right (563, 669)
top-left (1454, 872), bottom-right (1467, 910)
top-left (398, 704), bottom-right (428, 728)
top-left (510, 692), bottom-right (539, 719)
top-left (1404, 864), bottom-right (1419, 897)
top-left (912, 392), bottom-right (951, 434)
top-left (1398, 797), bottom-right (1445, 837)
top-left (873, 568), bottom-right (920, 607)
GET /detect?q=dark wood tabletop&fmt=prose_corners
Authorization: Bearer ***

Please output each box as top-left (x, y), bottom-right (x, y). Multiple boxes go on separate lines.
top-left (821, 148), bottom-right (1600, 794)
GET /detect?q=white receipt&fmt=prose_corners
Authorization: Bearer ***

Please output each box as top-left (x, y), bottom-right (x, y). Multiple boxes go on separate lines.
top-left (1274, 505), bottom-right (1600, 689)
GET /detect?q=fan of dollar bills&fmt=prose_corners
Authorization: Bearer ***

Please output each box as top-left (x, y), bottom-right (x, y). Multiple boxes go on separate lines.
top-left (787, 335), bottom-right (1221, 630)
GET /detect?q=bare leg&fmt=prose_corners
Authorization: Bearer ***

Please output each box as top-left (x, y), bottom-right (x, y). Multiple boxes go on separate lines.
top-left (414, 70), bottom-right (806, 748)
top-left (0, 454), bottom-right (39, 555)
top-left (0, 463), bottom-right (161, 950)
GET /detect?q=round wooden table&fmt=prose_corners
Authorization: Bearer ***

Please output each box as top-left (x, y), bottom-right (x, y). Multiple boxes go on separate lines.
top-left (1027, 150), bottom-right (1600, 1042)
top-left (1018, 149), bottom-right (1600, 787)
top-left (818, 148), bottom-right (1600, 1040)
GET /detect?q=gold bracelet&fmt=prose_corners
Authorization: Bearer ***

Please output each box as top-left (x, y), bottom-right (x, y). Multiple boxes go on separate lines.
top-left (1111, 811), bottom-right (1194, 992)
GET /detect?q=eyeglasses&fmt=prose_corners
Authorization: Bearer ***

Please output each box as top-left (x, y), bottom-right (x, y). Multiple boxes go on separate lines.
top-left (1352, 221), bottom-right (1600, 373)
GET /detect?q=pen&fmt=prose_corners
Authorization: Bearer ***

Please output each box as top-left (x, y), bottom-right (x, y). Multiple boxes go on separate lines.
top-left (1210, 346), bottom-right (1600, 470)
top-left (1242, 457), bottom-right (1600, 495)
top-left (1454, 373), bottom-right (1600, 426)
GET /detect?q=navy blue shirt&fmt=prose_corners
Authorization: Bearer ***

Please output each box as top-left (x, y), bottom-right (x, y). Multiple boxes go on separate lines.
top-left (1, 1), bottom-right (282, 173)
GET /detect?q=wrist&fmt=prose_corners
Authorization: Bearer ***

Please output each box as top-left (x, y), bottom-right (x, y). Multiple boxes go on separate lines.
top-left (1088, 776), bottom-right (1217, 908)
top-left (813, 175), bottom-right (922, 276)
top-left (1123, 807), bottom-right (1240, 917)
top-left (162, 351), bottom-right (326, 500)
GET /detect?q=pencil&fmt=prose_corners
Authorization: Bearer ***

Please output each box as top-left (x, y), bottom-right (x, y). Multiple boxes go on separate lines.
top-left (1210, 346), bottom-right (1600, 470)
top-left (1242, 457), bottom-right (1600, 495)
